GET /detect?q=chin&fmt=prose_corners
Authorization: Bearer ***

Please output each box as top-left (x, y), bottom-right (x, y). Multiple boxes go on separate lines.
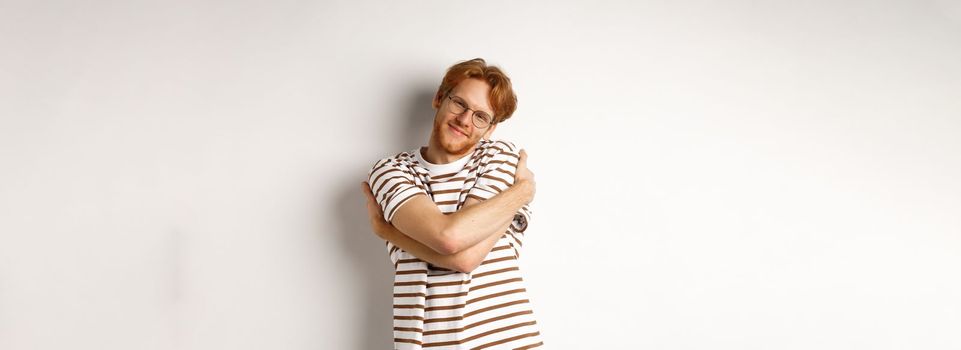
top-left (441, 135), bottom-right (475, 155)
top-left (431, 120), bottom-right (476, 155)
top-left (443, 141), bottom-right (471, 155)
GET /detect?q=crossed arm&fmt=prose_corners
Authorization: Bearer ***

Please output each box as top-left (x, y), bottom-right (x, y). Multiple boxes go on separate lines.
top-left (362, 180), bottom-right (533, 273)
top-left (362, 149), bottom-right (534, 273)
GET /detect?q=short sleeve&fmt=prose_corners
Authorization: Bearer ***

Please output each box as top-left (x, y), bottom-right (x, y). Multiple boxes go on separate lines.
top-left (367, 157), bottom-right (428, 224)
top-left (466, 141), bottom-right (521, 201)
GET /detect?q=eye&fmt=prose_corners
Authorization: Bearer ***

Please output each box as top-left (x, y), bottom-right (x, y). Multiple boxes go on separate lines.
top-left (476, 113), bottom-right (492, 123)
top-left (454, 99), bottom-right (468, 110)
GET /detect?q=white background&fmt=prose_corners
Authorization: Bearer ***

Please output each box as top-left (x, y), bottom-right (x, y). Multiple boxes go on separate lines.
top-left (2, 0), bottom-right (960, 349)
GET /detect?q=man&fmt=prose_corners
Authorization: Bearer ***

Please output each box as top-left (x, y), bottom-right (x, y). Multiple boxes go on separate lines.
top-left (361, 58), bottom-right (544, 349)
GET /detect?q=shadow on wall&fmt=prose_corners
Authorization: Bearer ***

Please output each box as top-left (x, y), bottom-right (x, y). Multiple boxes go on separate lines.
top-left (332, 84), bottom-right (436, 349)
top-left (396, 87), bottom-right (436, 152)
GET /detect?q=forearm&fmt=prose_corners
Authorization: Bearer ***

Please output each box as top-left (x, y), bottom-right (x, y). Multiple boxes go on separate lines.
top-left (379, 219), bottom-right (511, 273)
top-left (379, 223), bottom-right (459, 271)
top-left (443, 180), bottom-right (532, 253)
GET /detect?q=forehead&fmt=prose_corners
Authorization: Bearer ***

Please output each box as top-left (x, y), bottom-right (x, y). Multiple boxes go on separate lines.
top-left (450, 78), bottom-right (493, 114)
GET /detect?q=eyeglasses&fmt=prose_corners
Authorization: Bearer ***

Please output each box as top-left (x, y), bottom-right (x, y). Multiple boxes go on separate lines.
top-left (446, 94), bottom-right (494, 129)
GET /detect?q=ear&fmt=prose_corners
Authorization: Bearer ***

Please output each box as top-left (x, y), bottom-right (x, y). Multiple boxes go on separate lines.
top-left (431, 90), bottom-right (445, 110)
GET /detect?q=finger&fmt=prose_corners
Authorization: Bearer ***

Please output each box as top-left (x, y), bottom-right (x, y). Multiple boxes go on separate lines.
top-left (517, 149), bottom-right (527, 166)
top-left (361, 182), bottom-right (384, 213)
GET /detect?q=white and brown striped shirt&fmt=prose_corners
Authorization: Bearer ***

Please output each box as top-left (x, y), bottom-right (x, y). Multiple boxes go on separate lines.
top-left (367, 139), bottom-right (543, 350)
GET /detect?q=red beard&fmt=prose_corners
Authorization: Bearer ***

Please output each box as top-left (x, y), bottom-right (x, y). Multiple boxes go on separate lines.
top-left (432, 120), bottom-right (475, 156)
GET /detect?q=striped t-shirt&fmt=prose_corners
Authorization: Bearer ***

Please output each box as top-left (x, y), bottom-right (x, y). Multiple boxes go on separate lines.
top-left (366, 139), bottom-right (543, 350)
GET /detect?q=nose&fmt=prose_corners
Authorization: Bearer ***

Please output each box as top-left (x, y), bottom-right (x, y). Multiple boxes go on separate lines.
top-left (453, 110), bottom-right (472, 127)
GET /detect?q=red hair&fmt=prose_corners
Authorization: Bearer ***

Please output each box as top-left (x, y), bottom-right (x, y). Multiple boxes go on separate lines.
top-left (434, 58), bottom-right (518, 124)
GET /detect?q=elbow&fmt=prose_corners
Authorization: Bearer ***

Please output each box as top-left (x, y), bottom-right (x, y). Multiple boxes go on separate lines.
top-left (450, 257), bottom-right (482, 274)
top-left (435, 227), bottom-right (466, 255)
top-left (435, 237), bottom-right (464, 256)
top-left (435, 242), bottom-right (459, 256)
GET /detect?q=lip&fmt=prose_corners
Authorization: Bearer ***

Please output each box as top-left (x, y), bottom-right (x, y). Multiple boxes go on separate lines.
top-left (448, 124), bottom-right (469, 138)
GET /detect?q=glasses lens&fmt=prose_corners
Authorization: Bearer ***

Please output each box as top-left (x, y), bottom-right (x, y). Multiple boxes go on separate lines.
top-left (473, 113), bottom-right (492, 128)
top-left (449, 96), bottom-right (466, 114)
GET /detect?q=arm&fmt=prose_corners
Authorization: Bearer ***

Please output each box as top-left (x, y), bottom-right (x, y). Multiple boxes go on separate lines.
top-left (368, 148), bottom-right (534, 255)
top-left (363, 186), bottom-right (508, 273)
top-left (388, 180), bottom-right (532, 255)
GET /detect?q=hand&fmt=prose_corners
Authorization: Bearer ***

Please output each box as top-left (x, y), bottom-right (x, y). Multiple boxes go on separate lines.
top-left (514, 149), bottom-right (536, 203)
top-left (361, 181), bottom-right (390, 239)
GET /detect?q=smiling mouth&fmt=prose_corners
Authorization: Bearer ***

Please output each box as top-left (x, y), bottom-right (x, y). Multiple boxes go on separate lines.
top-left (449, 124), bottom-right (468, 137)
